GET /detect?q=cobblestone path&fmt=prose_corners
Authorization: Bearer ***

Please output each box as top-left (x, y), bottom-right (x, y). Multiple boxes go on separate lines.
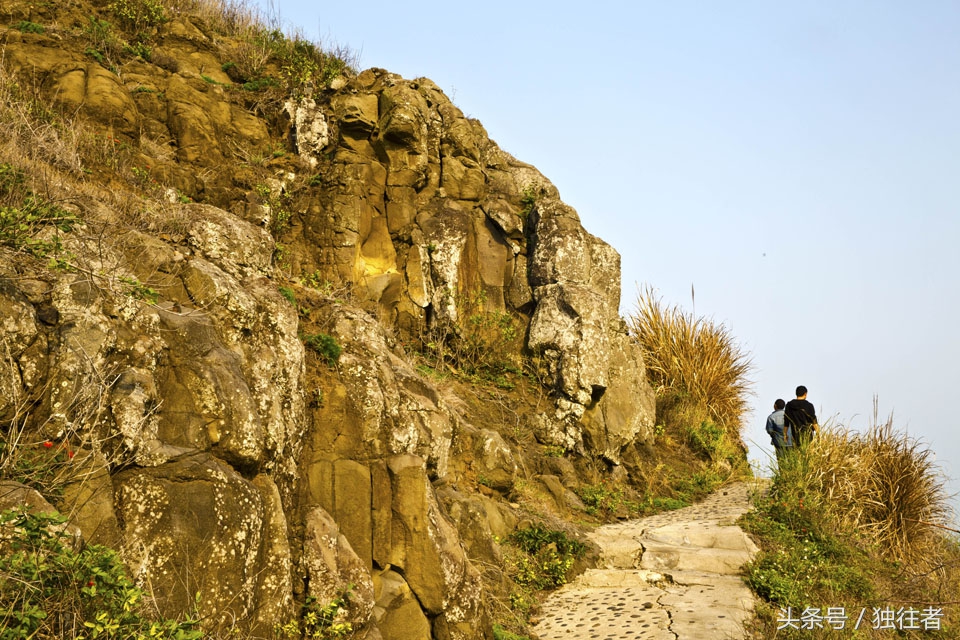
top-left (533, 480), bottom-right (768, 640)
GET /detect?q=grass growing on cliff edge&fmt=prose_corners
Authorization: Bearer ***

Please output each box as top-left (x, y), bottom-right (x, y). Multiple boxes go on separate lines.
top-left (742, 414), bottom-right (959, 639)
top-left (628, 285), bottom-right (753, 439)
top-left (627, 286), bottom-right (753, 496)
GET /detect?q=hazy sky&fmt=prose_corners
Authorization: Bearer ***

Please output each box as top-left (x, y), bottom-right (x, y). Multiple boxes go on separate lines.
top-left (255, 0), bottom-right (960, 516)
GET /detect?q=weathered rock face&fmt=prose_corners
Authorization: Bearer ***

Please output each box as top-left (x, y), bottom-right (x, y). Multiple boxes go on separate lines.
top-left (114, 456), bottom-right (293, 633)
top-left (0, 10), bottom-right (657, 638)
top-left (291, 68), bottom-right (655, 460)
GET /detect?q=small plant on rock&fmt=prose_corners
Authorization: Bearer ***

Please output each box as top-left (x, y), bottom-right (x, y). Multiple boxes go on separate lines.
top-left (274, 587), bottom-right (354, 639)
top-left (519, 186), bottom-right (539, 218)
top-left (279, 286), bottom-right (296, 305)
top-left (303, 333), bottom-right (342, 367)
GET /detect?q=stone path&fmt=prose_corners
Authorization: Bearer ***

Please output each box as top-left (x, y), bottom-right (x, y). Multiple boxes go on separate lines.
top-left (533, 480), bottom-right (768, 640)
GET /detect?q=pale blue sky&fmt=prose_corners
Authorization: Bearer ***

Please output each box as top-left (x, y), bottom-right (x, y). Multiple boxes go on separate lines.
top-left (257, 0), bottom-right (960, 516)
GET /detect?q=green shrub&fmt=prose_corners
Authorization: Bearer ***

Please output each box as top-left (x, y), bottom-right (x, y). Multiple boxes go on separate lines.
top-left (686, 419), bottom-right (723, 455)
top-left (14, 21), bottom-right (44, 34)
top-left (303, 333), bottom-right (342, 367)
top-left (109, 0), bottom-right (166, 32)
top-left (123, 40), bottom-right (151, 60)
top-left (274, 587), bottom-right (354, 639)
top-left (241, 77), bottom-right (278, 92)
top-left (422, 288), bottom-right (521, 379)
top-left (279, 286), bottom-right (296, 305)
top-left (506, 524), bottom-right (586, 591)
top-left (0, 508), bottom-right (201, 639)
top-left (519, 186), bottom-right (539, 218)
top-left (577, 482), bottom-right (624, 515)
top-left (0, 163), bottom-right (79, 262)
top-left (508, 524), bottom-right (586, 558)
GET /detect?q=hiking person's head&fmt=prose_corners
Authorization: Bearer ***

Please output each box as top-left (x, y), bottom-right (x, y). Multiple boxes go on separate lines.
top-left (774, 399), bottom-right (785, 410)
top-left (796, 385), bottom-right (807, 399)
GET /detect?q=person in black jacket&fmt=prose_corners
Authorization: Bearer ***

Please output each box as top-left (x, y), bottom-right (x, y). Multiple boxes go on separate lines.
top-left (784, 385), bottom-right (818, 446)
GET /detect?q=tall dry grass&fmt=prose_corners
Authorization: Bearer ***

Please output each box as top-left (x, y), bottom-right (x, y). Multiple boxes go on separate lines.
top-left (0, 60), bottom-right (84, 177)
top-left (627, 285), bottom-right (753, 436)
top-left (161, 0), bottom-right (268, 36)
top-left (777, 410), bottom-right (952, 563)
top-left (159, 0), bottom-right (359, 87)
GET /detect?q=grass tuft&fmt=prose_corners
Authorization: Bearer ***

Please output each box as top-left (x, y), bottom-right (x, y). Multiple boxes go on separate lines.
top-left (743, 409), bottom-right (959, 638)
top-left (628, 285), bottom-right (753, 437)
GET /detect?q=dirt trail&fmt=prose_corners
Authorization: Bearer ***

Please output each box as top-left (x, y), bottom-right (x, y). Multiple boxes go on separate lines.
top-left (533, 480), bottom-right (768, 640)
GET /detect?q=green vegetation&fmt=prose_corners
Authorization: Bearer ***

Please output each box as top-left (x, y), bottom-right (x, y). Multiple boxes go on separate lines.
top-left (519, 186), bottom-right (539, 218)
top-left (503, 524), bottom-right (587, 620)
top-left (241, 77), bottom-right (278, 92)
top-left (14, 21), bottom-right (45, 34)
top-left (82, 16), bottom-right (125, 67)
top-left (124, 40), bottom-right (152, 61)
top-left (577, 481), bottom-right (625, 516)
top-left (108, 0), bottom-right (166, 32)
top-left (253, 183), bottom-right (293, 236)
top-left (577, 479), bottom-right (702, 518)
top-left (0, 508), bottom-right (202, 640)
top-left (279, 286), bottom-right (296, 305)
top-left (274, 588), bottom-right (354, 639)
top-left (742, 416), bottom-right (959, 638)
top-left (303, 333), bottom-right (342, 367)
top-left (0, 439), bottom-right (75, 502)
top-left (0, 163), bottom-right (78, 264)
top-left (493, 624), bottom-right (532, 640)
top-left (119, 275), bottom-right (159, 304)
top-left (421, 288), bottom-right (521, 386)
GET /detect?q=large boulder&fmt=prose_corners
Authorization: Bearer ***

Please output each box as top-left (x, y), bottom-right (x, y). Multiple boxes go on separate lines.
top-left (113, 455), bottom-right (293, 634)
top-left (527, 200), bottom-right (656, 460)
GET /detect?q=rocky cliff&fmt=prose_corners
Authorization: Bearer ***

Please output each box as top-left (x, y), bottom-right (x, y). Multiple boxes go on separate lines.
top-left (0, 1), bottom-right (659, 637)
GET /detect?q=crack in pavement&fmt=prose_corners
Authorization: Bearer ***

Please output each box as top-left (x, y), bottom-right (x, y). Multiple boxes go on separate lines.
top-left (659, 589), bottom-right (680, 640)
top-left (533, 480), bottom-right (768, 640)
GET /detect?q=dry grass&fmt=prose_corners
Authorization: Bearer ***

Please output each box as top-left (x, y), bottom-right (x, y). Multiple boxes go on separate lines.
top-left (163, 0), bottom-right (270, 38)
top-left (781, 410), bottom-right (952, 564)
top-left (746, 410), bottom-right (958, 639)
top-left (627, 285), bottom-right (753, 436)
top-left (0, 61), bottom-right (84, 177)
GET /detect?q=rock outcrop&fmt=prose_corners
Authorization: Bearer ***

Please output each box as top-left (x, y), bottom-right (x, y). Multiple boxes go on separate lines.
top-left (0, 6), bottom-right (658, 637)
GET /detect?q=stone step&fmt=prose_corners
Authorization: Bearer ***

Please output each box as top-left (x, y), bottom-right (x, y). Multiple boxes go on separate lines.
top-left (640, 541), bottom-right (756, 574)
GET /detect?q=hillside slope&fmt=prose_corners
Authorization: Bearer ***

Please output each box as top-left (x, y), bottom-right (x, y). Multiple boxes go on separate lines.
top-left (0, 1), bottom-right (747, 638)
